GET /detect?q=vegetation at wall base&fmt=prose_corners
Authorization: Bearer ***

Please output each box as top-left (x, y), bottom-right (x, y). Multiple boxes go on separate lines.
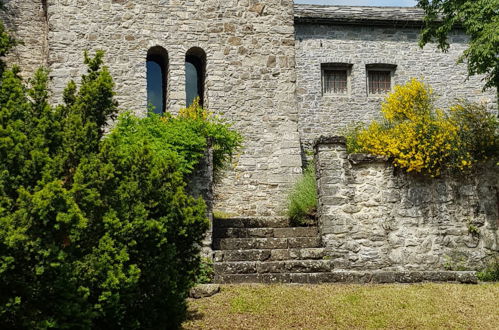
top-left (196, 257), bottom-right (215, 285)
top-left (287, 163), bottom-right (317, 226)
top-left (346, 78), bottom-right (499, 177)
top-left (0, 39), bottom-right (241, 330)
top-left (477, 256), bottom-right (499, 282)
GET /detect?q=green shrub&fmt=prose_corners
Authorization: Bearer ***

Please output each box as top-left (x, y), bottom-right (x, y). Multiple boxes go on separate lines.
top-left (287, 163), bottom-right (317, 226)
top-left (0, 48), bottom-right (241, 329)
top-left (343, 122), bottom-right (366, 154)
top-left (477, 257), bottom-right (499, 282)
top-left (196, 257), bottom-right (215, 284)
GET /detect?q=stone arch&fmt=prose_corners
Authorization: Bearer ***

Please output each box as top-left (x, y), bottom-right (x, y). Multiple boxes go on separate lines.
top-left (147, 46), bottom-right (169, 114)
top-left (185, 47), bottom-right (206, 107)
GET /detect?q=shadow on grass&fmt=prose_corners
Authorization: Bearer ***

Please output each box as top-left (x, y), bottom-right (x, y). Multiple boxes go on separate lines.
top-left (185, 308), bottom-right (204, 322)
top-left (181, 307), bottom-right (205, 330)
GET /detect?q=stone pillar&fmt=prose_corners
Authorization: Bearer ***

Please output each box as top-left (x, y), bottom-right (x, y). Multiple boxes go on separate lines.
top-left (187, 147), bottom-right (214, 259)
top-left (314, 136), bottom-right (350, 244)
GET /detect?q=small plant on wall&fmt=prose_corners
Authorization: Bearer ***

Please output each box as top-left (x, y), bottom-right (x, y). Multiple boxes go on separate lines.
top-left (477, 256), bottom-right (499, 282)
top-left (287, 163), bottom-right (317, 226)
top-left (345, 78), bottom-right (499, 177)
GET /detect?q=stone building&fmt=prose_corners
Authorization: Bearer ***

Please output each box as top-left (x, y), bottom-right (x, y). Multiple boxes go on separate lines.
top-left (1, 1), bottom-right (497, 217)
top-left (294, 5), bottom-right (497, 150)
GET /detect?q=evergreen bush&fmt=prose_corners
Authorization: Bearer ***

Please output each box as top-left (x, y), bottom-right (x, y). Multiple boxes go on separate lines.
top-left (0, 21), bottom-right (241, 327)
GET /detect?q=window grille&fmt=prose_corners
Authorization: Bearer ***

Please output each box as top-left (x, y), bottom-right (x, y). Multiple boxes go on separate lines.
top-left (322, 69), bottom-right (348, 94)
top-left (368, 70), bottom-right (391, 94)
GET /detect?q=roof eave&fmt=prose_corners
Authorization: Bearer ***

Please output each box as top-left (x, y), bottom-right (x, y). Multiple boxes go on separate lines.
top-left (294, 17), bottom-right (425, 28)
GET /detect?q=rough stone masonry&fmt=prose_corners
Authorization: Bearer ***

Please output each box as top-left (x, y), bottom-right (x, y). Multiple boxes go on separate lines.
top-left (315, 137), bottom-right (499, 272)
top-left (1, 1), bottom-right (497, 217)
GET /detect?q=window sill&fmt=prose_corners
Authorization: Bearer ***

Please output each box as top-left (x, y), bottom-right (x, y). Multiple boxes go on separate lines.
top-left (367, 94), bottom-right (388, 99)
top-left (322, 94), bottom-right (351, 98)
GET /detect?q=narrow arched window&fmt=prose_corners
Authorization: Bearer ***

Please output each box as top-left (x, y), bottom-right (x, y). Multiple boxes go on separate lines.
top-left (185, 47), bottom-right (206, 107)
top-left (147, 46), bottom-right (168, 114)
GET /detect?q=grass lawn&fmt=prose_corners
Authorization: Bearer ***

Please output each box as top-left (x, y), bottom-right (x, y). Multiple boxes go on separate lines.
top-left (182, 283), bottom-right (499, 329)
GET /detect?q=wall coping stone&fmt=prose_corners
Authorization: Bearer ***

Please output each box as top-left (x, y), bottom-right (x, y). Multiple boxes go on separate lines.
top-left (313, 135), bottom-right (346, 149)
top-left (348, 153), bottom-right (388, 164)
top-left (314, 135), bottom-right (389, 164)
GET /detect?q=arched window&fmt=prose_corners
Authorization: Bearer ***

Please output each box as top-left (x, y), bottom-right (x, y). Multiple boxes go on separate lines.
top-left (147, 46), bottom-right (168, 114)
top-left (185, 47), bottom-right (206, 107)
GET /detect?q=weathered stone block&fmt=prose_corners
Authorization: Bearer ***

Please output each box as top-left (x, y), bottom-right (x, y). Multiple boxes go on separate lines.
top-left (287, 237), bottom-right (322, 248)
top-left (189, 284), bottom-right (220, 299)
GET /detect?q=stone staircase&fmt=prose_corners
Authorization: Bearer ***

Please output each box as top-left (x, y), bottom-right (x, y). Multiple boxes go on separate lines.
top-left (211, 217), bottom-right (478, 284)
top-left (212, 217), bottom-right (335, 284)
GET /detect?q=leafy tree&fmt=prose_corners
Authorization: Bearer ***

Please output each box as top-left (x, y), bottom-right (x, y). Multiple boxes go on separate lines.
top-left (417, 0), bottom-right (499, 105)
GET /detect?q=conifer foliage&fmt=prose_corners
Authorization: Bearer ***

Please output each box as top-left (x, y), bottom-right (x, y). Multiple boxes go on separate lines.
top-left (0, 22), bottom-right (236, 328)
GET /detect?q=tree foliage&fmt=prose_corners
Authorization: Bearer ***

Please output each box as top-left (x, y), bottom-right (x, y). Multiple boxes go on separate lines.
top-left (0, 34), bottom-right (240, 330)
top-left (417, 0), bottom-right (499, 94)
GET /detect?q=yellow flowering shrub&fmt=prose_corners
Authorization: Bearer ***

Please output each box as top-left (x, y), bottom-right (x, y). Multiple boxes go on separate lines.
top-left (347, 78), bottom-right (498, 177)
top-left (177, 97), bottom-right (211, 120)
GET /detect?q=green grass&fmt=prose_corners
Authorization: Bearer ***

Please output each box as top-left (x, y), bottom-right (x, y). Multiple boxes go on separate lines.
top-left (287, 163), bottom-right (317, 226)
top-left (183, 283), bottom-right (499, 329)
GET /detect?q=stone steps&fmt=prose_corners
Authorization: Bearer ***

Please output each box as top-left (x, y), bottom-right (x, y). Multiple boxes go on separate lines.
top-left (214, 260), bottom-right (334, 274)
top-left (214, 271), bottom-right (478, 284)
top-left (213, 248), bottom-right (326, 262)
top-left (212, 217), bottom-right (326, 283)
top-left (213, 237), bottom-right (321, 250)
top-left (213, 217), bottom-right (290, 228)
top-left (213, 226), bottom-right (318, 239)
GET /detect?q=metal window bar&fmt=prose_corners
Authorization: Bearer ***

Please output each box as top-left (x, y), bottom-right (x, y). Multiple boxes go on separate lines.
top-left (323, 70), bottom-right (347, 94)
top-left (369, 71), bottom-right (391, 94)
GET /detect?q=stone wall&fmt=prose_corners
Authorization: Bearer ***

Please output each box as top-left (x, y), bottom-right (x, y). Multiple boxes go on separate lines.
top-left (315, 137), bottom-right (499, 271)
top-left (4, 2), bottom-right (498, 220)
top-left (296, 23), bottom-right (498, 151)
top-left (0, 0), bottom-right (48, 77)
top-left (42, 0), bottom-right (302, 216)
top-left (187, 148), bottom-right (214, 258)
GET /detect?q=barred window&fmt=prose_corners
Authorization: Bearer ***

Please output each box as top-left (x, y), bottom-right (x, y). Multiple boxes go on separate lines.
top-left (366, 64), bottom-right (396, 95)
top-left (321, 63), bottom-right (352, 95)
top-left (368, 70), bottom-right (391, 94)
top-left (323, 70), bottom-right (347, 94)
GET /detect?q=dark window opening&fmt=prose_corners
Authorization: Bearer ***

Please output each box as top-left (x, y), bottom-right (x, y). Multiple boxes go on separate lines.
top-left (185, 47), bottom-right (206, 107)
top-left (147, 46), bottom-right (168, 114)
top-left (321, 63), bottom-right (352, 95)
top-left (366, 64), bottom-right (396, 95)
top-left (368, 71), bottom-right (391, 94)
top-left (323, 70), bottom-right (348, 94)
